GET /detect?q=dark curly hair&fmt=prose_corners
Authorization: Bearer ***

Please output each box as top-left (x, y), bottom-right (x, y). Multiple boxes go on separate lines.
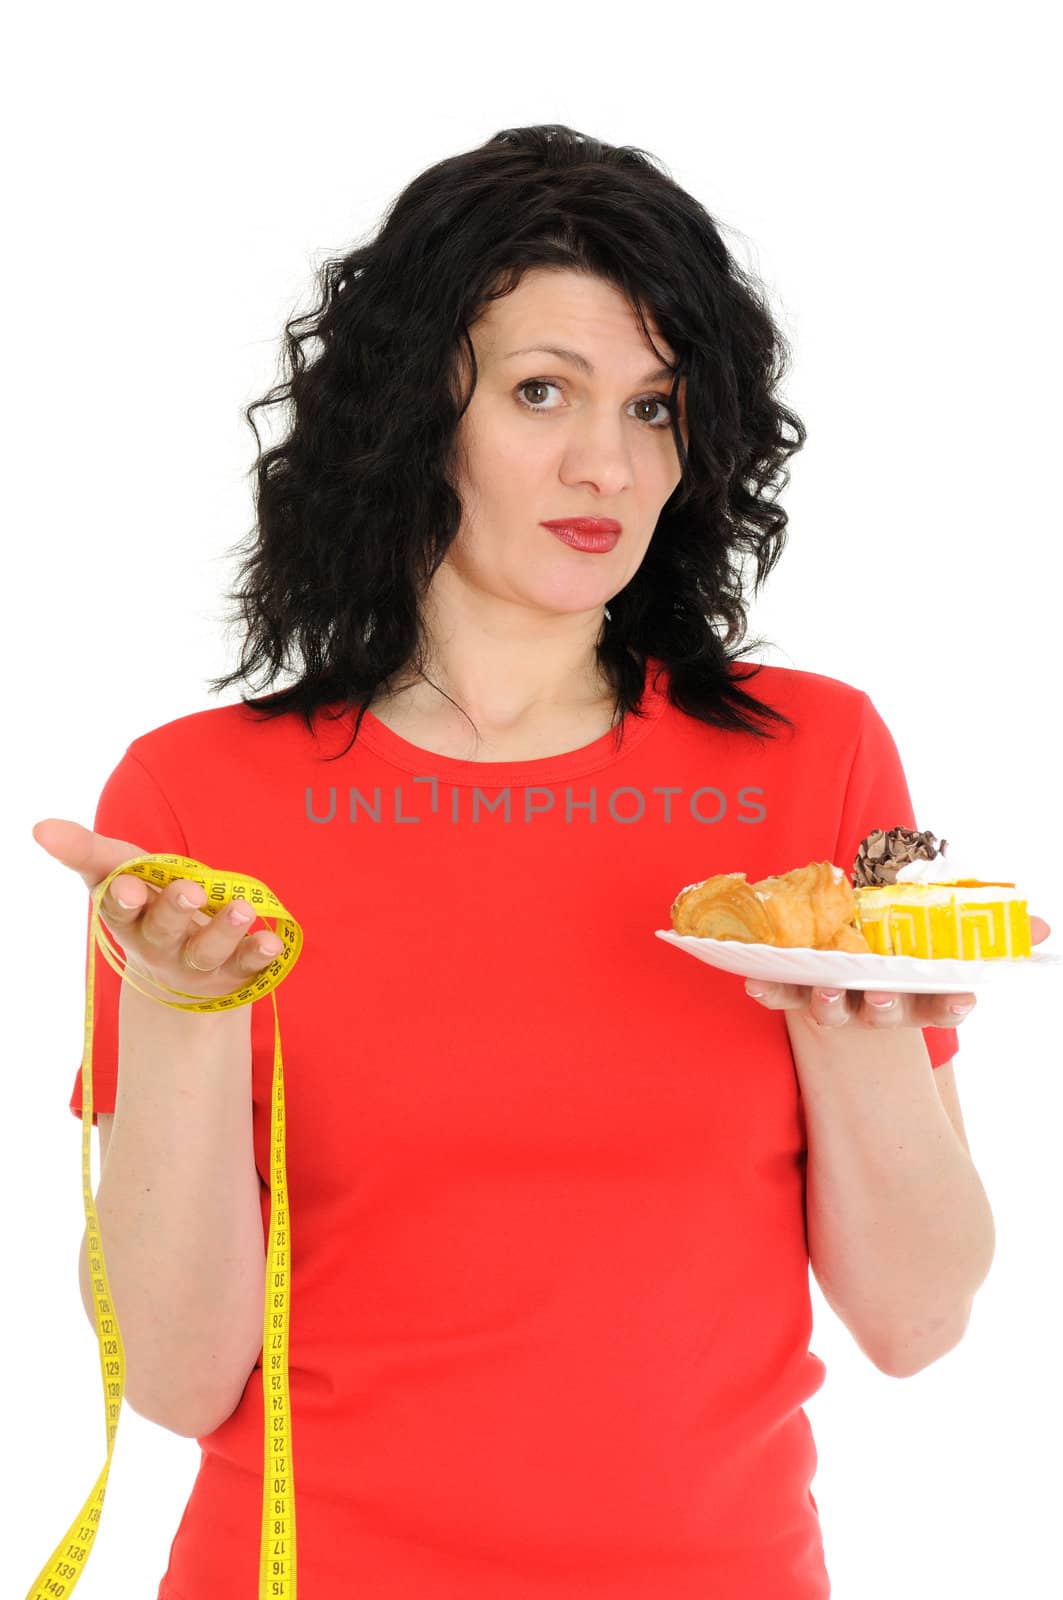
top-left (207, 123), bottom-right (806, 761)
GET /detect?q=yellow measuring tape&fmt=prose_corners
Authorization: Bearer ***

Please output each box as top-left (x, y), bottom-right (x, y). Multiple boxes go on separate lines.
top-left (25, 852), bottom-right (303, 1600)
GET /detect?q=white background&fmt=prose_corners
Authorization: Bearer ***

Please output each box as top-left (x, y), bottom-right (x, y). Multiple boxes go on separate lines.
top-left (7, 3), bottom-right (1060, 1596)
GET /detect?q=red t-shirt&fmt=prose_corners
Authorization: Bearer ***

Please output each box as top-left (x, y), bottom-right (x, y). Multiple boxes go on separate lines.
top-left (69, 657), bottom-right (958, 1599)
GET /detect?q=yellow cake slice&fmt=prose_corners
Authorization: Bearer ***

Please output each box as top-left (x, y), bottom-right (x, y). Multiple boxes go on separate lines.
top-left (852, 880), bottom-right (1032, 959)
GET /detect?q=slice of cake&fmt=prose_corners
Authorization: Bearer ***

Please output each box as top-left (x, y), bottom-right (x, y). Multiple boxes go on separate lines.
top-left (851, 827), bottom-right (1031, 959)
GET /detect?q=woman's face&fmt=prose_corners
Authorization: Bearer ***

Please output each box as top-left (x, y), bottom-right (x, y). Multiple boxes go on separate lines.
top-left (443, 267), bottom-right (688, 625)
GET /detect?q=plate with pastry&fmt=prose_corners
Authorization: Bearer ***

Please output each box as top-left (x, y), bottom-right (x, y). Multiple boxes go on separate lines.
top-left (656, 827), bottom-right (1062, 993)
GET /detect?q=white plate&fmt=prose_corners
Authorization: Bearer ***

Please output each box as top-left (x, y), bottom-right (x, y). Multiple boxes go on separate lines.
top-left (654, 930), bottom-right (1063, 993)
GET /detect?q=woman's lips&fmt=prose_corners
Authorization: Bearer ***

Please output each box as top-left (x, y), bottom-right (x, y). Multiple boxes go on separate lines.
top-left (540, 520), bottom-right (621, 553)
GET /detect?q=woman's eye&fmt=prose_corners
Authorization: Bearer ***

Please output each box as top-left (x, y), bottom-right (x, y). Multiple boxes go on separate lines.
top-left (516, 379), bottom-right (672, 429)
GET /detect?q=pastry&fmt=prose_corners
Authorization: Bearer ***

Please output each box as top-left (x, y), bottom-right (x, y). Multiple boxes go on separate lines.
top-left (670, 873), bottom-right (776, 943)
top-left (670, 861), bottom-right (871, 952)
top-left (669, 827), bottom-right (1032, 961)
top-left (851, 827), bottom-right (1031, 960)
top-left (755, 862), bottom-right (864, 949)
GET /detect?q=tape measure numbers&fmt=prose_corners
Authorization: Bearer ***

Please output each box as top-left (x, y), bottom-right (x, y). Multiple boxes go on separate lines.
top-left (25, 853), bottom-right (303, 1600)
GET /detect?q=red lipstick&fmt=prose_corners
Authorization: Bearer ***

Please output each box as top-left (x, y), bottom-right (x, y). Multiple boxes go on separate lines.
top-left (541, 518), bottom-right (621, 553)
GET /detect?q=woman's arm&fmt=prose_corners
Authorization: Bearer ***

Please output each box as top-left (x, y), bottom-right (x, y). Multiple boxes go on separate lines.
top-left (77, 981), bottom-right (266, 1438)
top-left (788, 1011), bottom-right (995, 1377)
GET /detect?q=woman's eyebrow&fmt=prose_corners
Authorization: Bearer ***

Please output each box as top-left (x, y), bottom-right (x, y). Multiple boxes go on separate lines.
top-left (502, 345), bottom-right (676, 385)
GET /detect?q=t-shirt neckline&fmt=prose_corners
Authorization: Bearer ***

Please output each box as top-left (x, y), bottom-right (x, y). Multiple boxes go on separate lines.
top-left (350, 656), bottom-right (670, 787)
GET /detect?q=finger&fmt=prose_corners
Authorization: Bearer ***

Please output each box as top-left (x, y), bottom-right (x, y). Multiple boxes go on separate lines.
top-left (32, 818), bottom-right (157, 899)
top-left (808, 987), bottom-right (853, 1027)
top-left (102, 871), bottom-right (152, 927)
top-left (133, 877), bottom-right (209, 953)
top-left (238, 930), bottom-right (284, 969)
top-left (180, 895), bottom-right (263, 972)
top-left (744, 980), bottom-right (807, 1009)
top-left (199, 918), bottom-right (283, 979)
top-left (183, 923), bottom-right (282, 978)
top-left (859, 991), bottom-right (907, 1025)
top-left (890, 991), bottom-right (978, 1028)
top-left (938, 991), bottom-right (977, 1023)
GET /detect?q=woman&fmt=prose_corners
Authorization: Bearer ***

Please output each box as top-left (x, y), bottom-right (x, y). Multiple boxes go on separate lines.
top-left (34, 124), bottom-right (1016, 1598)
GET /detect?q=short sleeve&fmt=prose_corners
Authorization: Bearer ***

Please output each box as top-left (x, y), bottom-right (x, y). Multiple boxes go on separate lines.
top-left (834, 694), bottom-right (960, 1070)
top-left (68, 748), bottom-right (190, 1125)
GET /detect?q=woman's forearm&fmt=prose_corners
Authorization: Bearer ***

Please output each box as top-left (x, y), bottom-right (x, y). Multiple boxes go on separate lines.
top-left (787, 1012), bottom-right (996, 1377)
top-left (78, 980), bottom-right (266, 1437)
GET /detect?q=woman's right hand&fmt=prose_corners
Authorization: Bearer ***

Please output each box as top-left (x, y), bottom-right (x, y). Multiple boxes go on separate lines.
top-left (32, 818), bottom-right (283, 1002)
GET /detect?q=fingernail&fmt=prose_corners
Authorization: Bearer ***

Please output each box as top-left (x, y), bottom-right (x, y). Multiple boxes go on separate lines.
top-left (867, 994), bottom-right (896, 1008)
top-left (746, 984), bottom-right (767, 998)
top-left (818, 989), bottom-right (843, 1002)
top-left (949, 1002), bottom-right (975, 1015)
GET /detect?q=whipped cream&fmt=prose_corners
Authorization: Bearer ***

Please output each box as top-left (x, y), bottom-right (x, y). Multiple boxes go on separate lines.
top-left (895, 853), bottom-right (977, 884)
top-left (893, 846), bottom-right (1023, 893)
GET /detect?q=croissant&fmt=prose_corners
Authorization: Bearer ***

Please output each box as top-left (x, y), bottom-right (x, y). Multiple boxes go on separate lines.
top-left (670, 873), bottom-right (775, 942)
top-left (754, 862), bottom-right (858, 947)
top-left (670, 861), bottom-right (872, 953)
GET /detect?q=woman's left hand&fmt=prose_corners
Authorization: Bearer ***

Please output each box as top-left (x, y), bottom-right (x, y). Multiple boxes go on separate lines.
top-left (744, 914), bottom-right (1052, 1027)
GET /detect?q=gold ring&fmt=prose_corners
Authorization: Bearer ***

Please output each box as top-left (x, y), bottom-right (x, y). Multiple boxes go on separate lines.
top-left (181, 943), bottom-right (211, 973)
